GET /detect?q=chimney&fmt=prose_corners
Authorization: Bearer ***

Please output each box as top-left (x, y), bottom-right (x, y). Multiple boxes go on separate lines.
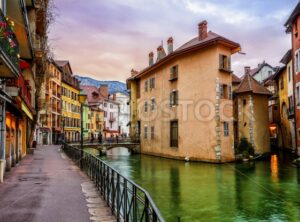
top-left (99, 85), bottom-right (108, 99)
top-left (149, 52), bottom-right (154, 66)
top-left (198, 20), bottom-right (208, 41)
top-left (131, 68), bottom-right (138, 76)
top-left (156, 45), bottom-right (166, 62)
top-left (244, 66), bottom-right (251, 75)
top-left (167, 37), bottom-right (173, 54)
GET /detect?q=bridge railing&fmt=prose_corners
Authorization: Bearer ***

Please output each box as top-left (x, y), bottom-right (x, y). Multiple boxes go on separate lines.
top-left (62, 143), bottom-right (164, 222)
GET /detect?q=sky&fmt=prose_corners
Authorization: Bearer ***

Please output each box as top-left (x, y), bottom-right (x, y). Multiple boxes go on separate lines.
top-left (49, 0), bottom-right (298, 82)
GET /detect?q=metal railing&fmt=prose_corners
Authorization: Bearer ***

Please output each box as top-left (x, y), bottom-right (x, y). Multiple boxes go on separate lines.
top-left (62, 143), bottom-right (164, 222)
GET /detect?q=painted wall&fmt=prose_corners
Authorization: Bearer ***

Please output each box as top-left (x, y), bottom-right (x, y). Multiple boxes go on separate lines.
top-left (110, 92), bottom-right (130, 136)
top-left (278, 66), bottom-right (293, 149)
top-left (253, 65), bottom-right (275, 83)
top-left (99, 100), bottom-right (119, 136)
top-left (236, 94), bottom-right (270, 154)
top-left (133, 44), bottom-right (235, 162)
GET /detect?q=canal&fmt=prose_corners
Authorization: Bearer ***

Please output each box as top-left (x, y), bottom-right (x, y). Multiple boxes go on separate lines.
top-left (87, 148), bottom-right (300, 221)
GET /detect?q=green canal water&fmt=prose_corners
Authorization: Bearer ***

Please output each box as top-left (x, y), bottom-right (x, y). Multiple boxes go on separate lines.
top-left (87, 148), bottom-right (300, 221)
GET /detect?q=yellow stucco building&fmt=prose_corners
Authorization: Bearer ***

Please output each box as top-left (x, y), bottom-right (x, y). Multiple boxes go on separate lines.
top-left (90, 107), bottom-right (104, 139)
top-left (234, 71), bottom-right (271, 154)
top-left (55, 61), bottom-right (81, 142)
top-left (273, 50), bottom-right (295, 150)
top-left (127, 21), bottom-right (241, 162)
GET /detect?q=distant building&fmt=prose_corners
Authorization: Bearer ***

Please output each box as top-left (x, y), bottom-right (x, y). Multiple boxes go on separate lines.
top-left (109, 92), bottom-right (130, 137)
top-left (285, 1), bottom-right (300, 155)
top-left (247, 61), bottom-right (276, 83)
top-left (234, 69), bottom-right (272, 154)
top-left (81, 85), bottom-right (119, 138)
top-left (38, 60), bottom-right (63, 145)
top-left (273, 50), bottom-right (296, 150)
top-left (56, 61), bottom-right (81, 142)
top-left (127, 21), bottom-right (241, 162)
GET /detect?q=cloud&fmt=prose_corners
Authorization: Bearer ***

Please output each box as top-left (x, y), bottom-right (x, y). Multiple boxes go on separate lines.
top-left (49, 0), bottom-right (298, 81)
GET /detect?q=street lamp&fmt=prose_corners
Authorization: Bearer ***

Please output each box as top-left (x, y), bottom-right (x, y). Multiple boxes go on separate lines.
top-left (79, 90), bottom-right (87, 169)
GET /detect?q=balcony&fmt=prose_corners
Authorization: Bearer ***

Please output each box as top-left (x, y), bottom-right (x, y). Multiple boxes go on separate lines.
top-left (269, 104), bottom-right (280, 124)
top-left (6, 74), bottom-right (32, 110)
top-left (0, 9), bottom-right (20, 78)
top-left (109, 116), bottom-right (116, 122)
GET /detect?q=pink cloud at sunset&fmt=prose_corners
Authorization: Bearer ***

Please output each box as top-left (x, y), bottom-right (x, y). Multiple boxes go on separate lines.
top-left (49, 0), bottom-right (298, 82)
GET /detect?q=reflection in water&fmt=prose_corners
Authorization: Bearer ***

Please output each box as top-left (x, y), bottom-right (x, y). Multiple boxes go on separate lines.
top-left (106, 147), bottom-right (131, 156)
top-left (270, 154), bottom-right (279, 183)
top-left (101, 154), bottom-right (300, 221)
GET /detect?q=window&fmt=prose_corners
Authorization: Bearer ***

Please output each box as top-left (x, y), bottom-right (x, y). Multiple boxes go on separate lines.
top-left (170, 90), bottom-right (178, 106)
top-left (151, 126), bottom-right (154, 140)
top-left (170, 120), bottom-right (178, 147)
top-left (268, 70), bottom-right (272, 76)
top-left (219, 54), bottom-right (231, 71)
top-left (280, 78), bottom-right (284, 90)
top-left (219, 84), bottom-right (228, 99)
top-left (295, 51), bottom-right (300, 73)
top-left (228, 85), bottom-right (232, 100)
top-left (104, 111), bottom-right (107, 117)
top-left (297, 86), bottom-right (300, 107)
top-left (144, 101), bottom-right (148, 112)
top-left (110, 104), bottom-right (113, 109)
top-left (223, 122), bottom-right (229, 136)
top-left (150, 77), bottom-right (155, 89)
top-left (151, 98), bottom-right (156, 111)
top-left (288, 96), bottom-right (294, 114)
top-left (243, 99), bottom-right (247, 106)
top-left (288, 66), bottom-right (291, 82)
top-left (145, 80), bottom-right (148, 92)
top-left (144, 126), bottom-right (148, 139)
top-left (170, 65), bottom-right (178, 80)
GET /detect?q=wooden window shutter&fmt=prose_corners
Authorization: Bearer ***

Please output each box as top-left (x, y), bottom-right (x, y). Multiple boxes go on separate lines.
top-left (170, 92), bottom-right (173, 106)
top-left (228, 56), bottom-right (231, 70)
top-left (219, 54), bottom-right (223, 69)
top-left (175, 91), bottom-right (178, 105)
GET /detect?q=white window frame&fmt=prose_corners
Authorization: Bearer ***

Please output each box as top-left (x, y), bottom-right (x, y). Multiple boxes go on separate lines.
top-left (295, 49), bottom-right (300, 73)
top-left (297, 83), bottom-right (300, 108)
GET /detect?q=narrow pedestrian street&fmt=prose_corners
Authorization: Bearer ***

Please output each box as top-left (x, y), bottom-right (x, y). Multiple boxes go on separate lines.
top-left (0, 145), bottom-right (116, 222)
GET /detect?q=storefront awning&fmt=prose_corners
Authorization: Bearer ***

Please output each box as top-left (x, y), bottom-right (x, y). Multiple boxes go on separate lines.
top-left (21, 101), bottom-right (33, 120)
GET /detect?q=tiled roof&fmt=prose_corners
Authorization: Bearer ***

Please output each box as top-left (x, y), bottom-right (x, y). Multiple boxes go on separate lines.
top-left (232, 73), bottom-right (242, 83)
top-left (54, 60), bottom-right (69, 67)
top-left (80, 86), bottom-right (106, 104)
top-left (129, 31), bottom-right (240, 80)
top-left (175, 31), bottom-right (232, 52)
top-left (234, 74), bottom-right (272, 95)
top-left (272, 66), bottom-right (286, 80)
top-left (280, 49), bottom-right (292, 65)
top-left (285, 2), bottom-right (300, 32)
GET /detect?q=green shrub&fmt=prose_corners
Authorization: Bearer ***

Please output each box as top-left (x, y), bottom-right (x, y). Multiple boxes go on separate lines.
top-left (237, 137), bottom-right (255, 157)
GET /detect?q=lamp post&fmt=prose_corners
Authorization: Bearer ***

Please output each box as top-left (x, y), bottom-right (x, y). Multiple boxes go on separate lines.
top-left (78, 90), bottom-right (87, 169)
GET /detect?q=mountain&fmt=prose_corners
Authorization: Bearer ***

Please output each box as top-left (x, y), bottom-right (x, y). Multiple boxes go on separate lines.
top-left (75, 75), bottom-right (128, 95)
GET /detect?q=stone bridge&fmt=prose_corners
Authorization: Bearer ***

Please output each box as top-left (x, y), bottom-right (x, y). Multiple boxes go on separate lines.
top-left (70, 142), bottom-right (141, 155)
